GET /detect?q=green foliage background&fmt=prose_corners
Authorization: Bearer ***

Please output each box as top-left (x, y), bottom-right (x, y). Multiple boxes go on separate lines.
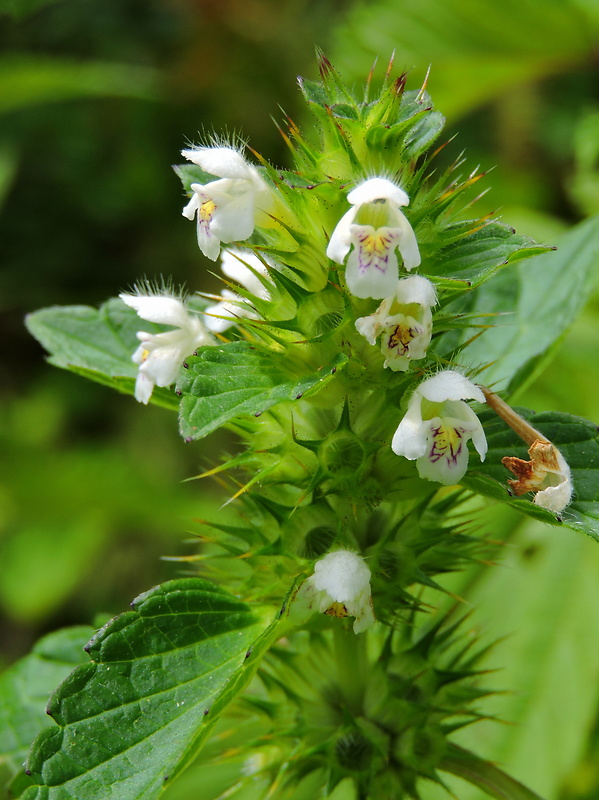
top-left (1, 0), bottom-right (599, 798)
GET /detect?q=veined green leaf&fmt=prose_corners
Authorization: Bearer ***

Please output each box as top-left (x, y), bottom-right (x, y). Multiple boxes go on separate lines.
top-left (0, 627), bottom-right (93, 785)
top-left (427, 221), bottom-right (548, 287)
top-left (25, 299), bottom-right (179, 409)
top-left (177, 343), bottom-right (348, 441)
top-left (26, 300), bottom-right (143, 379)
top-left (437, 514), bottom-right (599, 799)
top-left (460, 216), bottom-right (599, 395)
top-left (21, 579), bottom-right (273, 800)
top-left (464, 408), bottom-right (599, 541)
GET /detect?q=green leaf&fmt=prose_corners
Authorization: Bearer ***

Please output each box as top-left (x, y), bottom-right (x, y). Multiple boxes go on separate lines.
top-left (0, 58), bottom-right (158, 113)
top-left (177, 343), bottom-right (348, 441)
top-left (173, 164), bottom-right (216, 195)
top-left (440, 743), bottom-right (545, 800)
top-left (21, 579), bottom-right (273, 800)
top-left (460, 216), bottom-right (599, 394)
top-left (0, 627), bottom-right (93, 782)
top-left (427, 221), bottom-right (548, 287)
top-left (464, 408), bottom-right (599, 540)
top-left (332, 0), bottom-right (596, 120)
top-left (26, 300), bottom-right (141, 378)
top-left (25, 299), bottom-right (179, 409)
top-left (439, 514), bottom-right (599, 799)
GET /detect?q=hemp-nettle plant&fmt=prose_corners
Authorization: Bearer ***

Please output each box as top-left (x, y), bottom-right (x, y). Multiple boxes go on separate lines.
top-left (16, 54), bottom-right (599, 800)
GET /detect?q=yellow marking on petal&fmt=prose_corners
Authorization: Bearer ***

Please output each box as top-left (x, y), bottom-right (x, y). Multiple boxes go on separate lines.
top-left (199, 199), bottom-right (216, 222)
top-left (387, 322), bottom-right (417, 355)
top-left (360, 231), bottom-right (391, 256)
top-left (355, 228), bottom-right (399, 272)
top-left (324, 601), bottom-right (349, 618)
top-left (429, 421), bottom-right (464, 466)
top-left (140, 348), bottom-right (150, 362)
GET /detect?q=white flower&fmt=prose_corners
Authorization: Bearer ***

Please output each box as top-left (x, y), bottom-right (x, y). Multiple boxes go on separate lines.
top-left (120, 291), bottom-right (213, 404)
top-left (482, 387), bottom-right (573, 515)
top-left (299, 550), bottom-right (375, 634)
top-left (181, 146), bottom-right (273, 261)
top-left (392, 371), bottom-right (487, 485)
top-left (502, 439), bottom-right (572, 514)
top-left (355, 275), bottom-right (437, 371)
top-left (326, 177), bottom-right (421, 299)
top-left (533, 447), bottom-right (572, 513)
top-left (204, 248), bottom-right (273, 333)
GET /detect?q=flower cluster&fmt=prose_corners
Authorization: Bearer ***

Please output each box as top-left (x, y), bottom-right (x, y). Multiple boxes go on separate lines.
top-left (324, 177), bottom-right (486, 486)
top-left (119, 118), bottom-right (571, 636)
top-left (127, 162), bottom-right (498, 500)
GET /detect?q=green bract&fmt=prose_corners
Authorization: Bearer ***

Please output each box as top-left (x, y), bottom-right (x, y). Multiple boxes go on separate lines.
top-left (17, 56), bottom-right (599, 800)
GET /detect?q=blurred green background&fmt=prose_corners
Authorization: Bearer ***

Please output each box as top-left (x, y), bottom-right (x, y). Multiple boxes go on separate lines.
top-left (1, 0), bottom-right (599, 798)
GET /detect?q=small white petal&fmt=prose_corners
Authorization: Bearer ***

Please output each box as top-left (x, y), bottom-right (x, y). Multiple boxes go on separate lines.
top-left (395, 275), bottom-right (437, 308)
top-left (134, 372), bottom-right (154, 405)
top-left (181, 193), bottom-right (200, 220)
top-left (395, 213), bottom-right (422, 271)
top-left (355, 314), bottom-right (379, 345)
top-left (391, 400), bottom-right (429, 460)
top-left (381, 312), bottom-right (431, 371)
top-left (534, 478), bottom-right (573, 513)
top-left (326, 207), bottom-right (356, 264)
top-left (312, 550), bottom-right (371, 603)
top-left (204, 290), bottom-right (249, 332)
top-left (309, 550), bottom-right (375, 634)
top-left (181, 146), bottom-right (254, 180)
top-left (197, 221), bottom-right (221, 261)
top-left (418, 371), bottom-right (485, 405)
top-left (220, 249), bottom-right (271, 297)
top-left (210, 192), bottom-right (256, 243)
top-left (120, 294), bottom-right (189, 327)
top-left (345, 227), bottom-right (401, 299)
top-left (347, 177), bottom-right (410, 208)
top-left (415, 417), bottom-right (472, 485)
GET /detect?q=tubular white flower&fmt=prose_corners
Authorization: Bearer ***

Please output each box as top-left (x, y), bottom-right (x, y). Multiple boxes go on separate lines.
top-left (327, 177), bottom-right (421, 299)
top-left (533, 448), bottom-right (572, 513)
top-left (181, 146), bottom-right (273, 261)
top-left (392, 371), bottom-right (487, 485)
top-left (204, 248), bottom-right (273, 333)
top-left (502, 439), bottom-right (573, 514)
top-left (120, 291), bottom-right (213, 404)
top-left (296, 550), bottom-right (375, 634)
top-left (355, 275), bottom-right (437, 371)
